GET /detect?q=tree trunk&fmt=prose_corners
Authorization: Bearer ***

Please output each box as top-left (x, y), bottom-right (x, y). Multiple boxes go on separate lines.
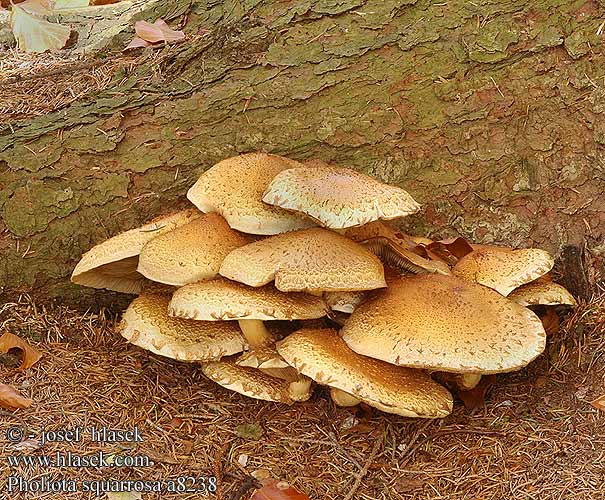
top-left (1, 0), bottom-right (604, 306)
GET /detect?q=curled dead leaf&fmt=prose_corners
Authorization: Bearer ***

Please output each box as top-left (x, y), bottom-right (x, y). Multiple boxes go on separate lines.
top-left (591, 394), bottom-right (605, 411)
top-left (10, 0), bottom-right (71, 53)
top-left (249, 480), bottom-right (310, 500)
top-left (0, 383), bottom-right (32, 410)
top-left (457, 375), bottom-right (497, 410)
top-left (0, 332), bottom-right (42, 370)
top-left (536, 307), bottom-right (560, 335)
top-left (135, 19), bottom-right (185, 43)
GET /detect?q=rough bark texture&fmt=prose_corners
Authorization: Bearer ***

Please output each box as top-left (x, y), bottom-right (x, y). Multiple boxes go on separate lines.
top-left (1, 0), bottom-right (604, 306)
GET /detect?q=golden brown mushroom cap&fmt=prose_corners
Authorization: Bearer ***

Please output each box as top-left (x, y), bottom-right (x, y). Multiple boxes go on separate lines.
top-left (137, 213), bottom-right (251, 287)
top-left (169, 277), bottom-right (328, 321)
top-left (119, 294), bottom-right (246, 361)
top-left (201, 361), bottom-right (311, 403)
top-left (341, 274), bottom-right (546, 374)
top-left (187, 153), bottom-right (315, 235)
top-left (277, 329), bottom-right (453, 417)
top-left (219, 228), bottom-right (386, 293)
top-left (71, 209), bottom-right (201, 293)
top-left (508, 281), bottom-right (577, 307)
top-left (262, 165), bottom-right (420, 229)
top-left (453, 247), bottom-right (554, 296)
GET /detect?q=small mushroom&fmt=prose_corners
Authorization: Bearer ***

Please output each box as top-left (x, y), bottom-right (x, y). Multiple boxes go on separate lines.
top-left (169, 277), bottom-right (328, 348)
top-left (201, 360), bottom-right (312, 403)
top-left (277, 328), bottom-right (453, 417)
top-left (187, 153), bottom-right (315, 235)
top-left (508, 280), bottom-right (577, 307)
top-left (219, 228), bottom-right (386, 293)
top-left (137, 213), bottom-right (251, 286)
top-left (453, 246), bottom-right (554, 296)
top-left (262, 163), bottom-right (420, 229)
top-left (119, 294), bottom-right (247, 361)
top-left (71, 208), bottom-right (201, 293)
top-left (341, 274), bottom-right (547, 374)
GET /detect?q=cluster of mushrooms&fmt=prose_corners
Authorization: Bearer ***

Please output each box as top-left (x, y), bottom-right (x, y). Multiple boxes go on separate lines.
top-left (71, 153), bottom-right (577, 418)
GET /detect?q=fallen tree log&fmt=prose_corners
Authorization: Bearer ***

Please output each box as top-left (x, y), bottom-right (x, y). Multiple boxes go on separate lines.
top-left (0, 0), bottom-right (603, 306)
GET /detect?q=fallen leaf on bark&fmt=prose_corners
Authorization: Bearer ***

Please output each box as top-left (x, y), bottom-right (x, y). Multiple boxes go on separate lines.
top-left (10, 0), bottom-right (71, 53)
top-left (0, 383), bottom-right (32, 410)
top-left (0, 332), bottom-right (42, 370)
top-left (53, 0), bottom-right (89, 8)
top-left (591, 394), bottom-right (605, 411)
top-left (125, 19), bottom-right (185, 50)
top-left (249, 480), bottom-right (310, 500)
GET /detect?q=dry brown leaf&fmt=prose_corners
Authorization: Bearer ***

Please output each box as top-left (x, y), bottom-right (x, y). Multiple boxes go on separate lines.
top-left (0, 383), bottom-right (32, 410)
top-left (457, 375), bottom-right (497, 410)
top-left (134, 19), bottom-right (185, 44)
top-left (249, 480), bottom-right (310, 500)
top-left (538, 307), bottom-right (560, 335)
top-left (10, 0), bottom-right (71, 53)
top-left (591, 394), bottom-right (605, 411)
top-left (424, 237), bottom-right (474, 265)
top-left (0, 332), bottom-right (42, 370)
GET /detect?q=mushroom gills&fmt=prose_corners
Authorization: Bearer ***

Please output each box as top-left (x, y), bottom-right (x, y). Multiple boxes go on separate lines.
top-left (362, 237), bottom-right (450, 276)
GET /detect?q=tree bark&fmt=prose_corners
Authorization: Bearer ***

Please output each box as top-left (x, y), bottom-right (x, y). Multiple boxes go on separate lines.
top-left (1, 0), bottom-right (604, 306)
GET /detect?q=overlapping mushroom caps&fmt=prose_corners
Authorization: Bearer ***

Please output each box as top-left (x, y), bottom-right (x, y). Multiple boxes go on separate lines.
top-left (453, 246), bottom-right (554, 296)
top-left (137, 213), bottom-right (251, 286)
top-left (219, 228), bottom-right (386, 293)
top-left (277, 329), bottom-right (453, 417)
top-left (119, 294), bottom-right (247, 361)
top-left (71, 208), bottom-right (201, 293)
top-left (187, 153), bottom-right (315, 235)
top-left (341, 274), bottom-right (547, 374)
top-left (262, 163), bottom-right (420, 229)
top-left (169, 277), bottom-right (328, 347)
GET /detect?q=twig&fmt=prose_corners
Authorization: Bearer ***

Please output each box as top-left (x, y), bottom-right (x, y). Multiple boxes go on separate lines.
top-left (343, 431), bottom-right (383, 500)
top-left (213, 441), bottom-right (229, 500)
top-left (228, 476), bottom-right (262, 500)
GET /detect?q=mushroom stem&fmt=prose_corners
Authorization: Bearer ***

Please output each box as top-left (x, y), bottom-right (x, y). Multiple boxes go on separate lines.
top-left (237, 319), bottom-right (274, 348)
top-left (288, 377), bottom-right (313, 402)
top-left (460, 373), bottom-right (482, 391)
top-left (330, 387), bottom-right (361, 407)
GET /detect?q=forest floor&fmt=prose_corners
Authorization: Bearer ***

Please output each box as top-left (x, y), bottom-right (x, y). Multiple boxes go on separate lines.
top-left (1, 290), bottom-right (604, 500)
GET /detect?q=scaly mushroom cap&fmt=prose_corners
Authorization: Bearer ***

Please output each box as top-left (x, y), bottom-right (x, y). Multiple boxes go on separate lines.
top-left (201, 361), bottom-right (311, 403)
top-left (187, 153), bottom-right (315, 235)
top-left (341, 274), bottom-right (546, 374)
top-left (262, 165), bottom-right (420, 229)
top-left (72, 208), bottom-right (201, 293)
top-left (508, 281), bottom-right (577, 307)
top-left (277, 329), bottom-right (453, 417)
top-left (219, 228), bottom-right (386, 293)
top-left (169, 277), bottom-right (327, 320)
top-left (119, 294), bottom-right (246, 361)
top-left (137, 213), bottom-right (251, 287)
top-left (453, 247), bottom-right (554, 296)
